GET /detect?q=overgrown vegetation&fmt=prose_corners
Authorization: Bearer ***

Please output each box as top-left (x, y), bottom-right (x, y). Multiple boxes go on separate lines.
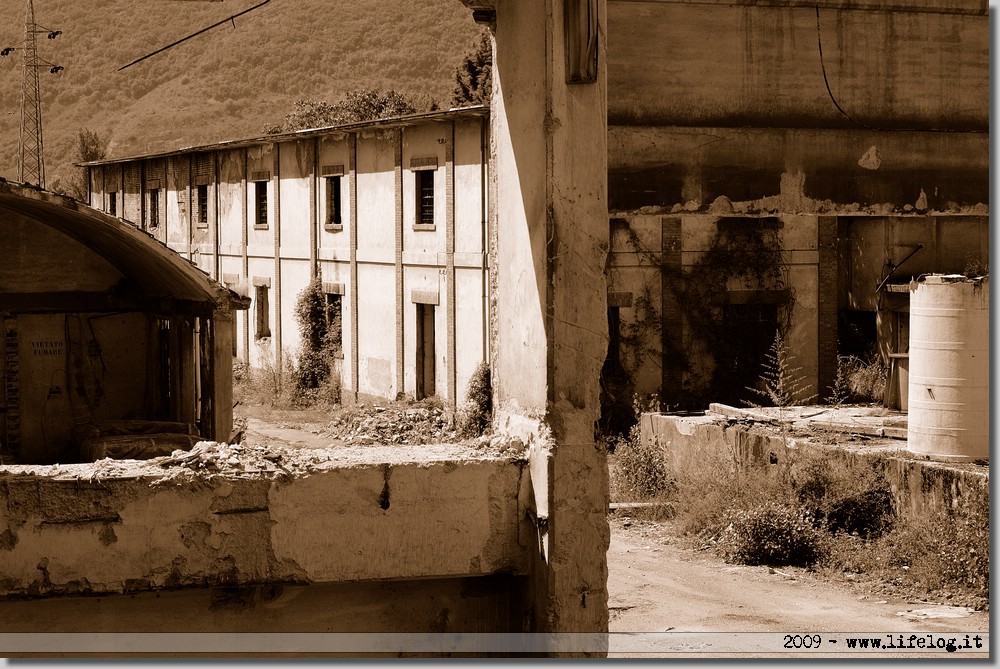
top-left (719, 503), bottom-right (823, 567)
top-left (262, 89), bottom-right (420, 134)
top-left (289, 277), bottom-right (342, 406)
top-left (608, 431), bottom-right (988, 606)
top-left (451, 29), bottom-right (492, 106)
top-left (457, 362), bottom-right (491, 437)
top-left (608, 424), bottom-right (673, 504)
top-left (831, 352), bottom-right (888, 404)
top-left (745, 330), bottom-right (815, 408)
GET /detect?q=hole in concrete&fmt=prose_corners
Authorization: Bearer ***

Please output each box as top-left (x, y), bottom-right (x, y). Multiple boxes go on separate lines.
top-left (379, 464), bottom-right (392, 510)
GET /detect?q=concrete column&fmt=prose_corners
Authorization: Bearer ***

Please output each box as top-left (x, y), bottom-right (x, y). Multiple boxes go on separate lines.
top-left (394, 129), bottom-right (405, 398)
top-left (272, 145), bottom-right (283, 379)
top-left (817, 215), bottom-right (839, 400)
top-left (466, 0), bottom-right (610, 651)
top-left (211, 310), bottom-right (234, 441)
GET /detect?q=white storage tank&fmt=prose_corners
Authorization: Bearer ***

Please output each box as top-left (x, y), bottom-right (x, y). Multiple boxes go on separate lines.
top-left (907, 274), bottom-right (989, 462)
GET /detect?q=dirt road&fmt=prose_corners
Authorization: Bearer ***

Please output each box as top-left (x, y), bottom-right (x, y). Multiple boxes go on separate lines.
top-left (607, 516), bottom-right (989, 658)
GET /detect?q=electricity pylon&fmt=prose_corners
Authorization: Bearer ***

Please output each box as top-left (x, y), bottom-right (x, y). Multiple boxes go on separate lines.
top-left (3, 0), bottom-right (63, 188)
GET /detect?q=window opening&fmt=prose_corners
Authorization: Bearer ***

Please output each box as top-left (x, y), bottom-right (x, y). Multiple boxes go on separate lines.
top-left (416, 170), bottom-right (434, 226)
top-left (254, 181), bottom-right (268, 228)
top-left (197, 184), bottom-right (209, 227)
top-left (255, 285), bottom-right (271, 340)
top-left (325, 176), bottom-right (342, 228)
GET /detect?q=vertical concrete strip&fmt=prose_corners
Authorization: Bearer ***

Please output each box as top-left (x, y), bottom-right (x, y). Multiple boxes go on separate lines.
top-left (272, 144), bottom-right (282, 377)
top-left (660, 216), bottom-right (682, 407)
top-left (310, 138), bottom-right (318, 276)
top-left (817, 215), bottom-right (839, 400)
top-left (212, 310), bottom-right (235, 441)
top-left (446, 121), bottom-right (457, 408)
top-left (213, 152), bottom-right (221, 280)
top-left (242, 148), bottom-right (250, 364)
top-left (481, 116), bottom-right (491, 366)
top-left (395, 129), bottom-right (405, 398)
top-left (349, 134), bottom-right (360, 400)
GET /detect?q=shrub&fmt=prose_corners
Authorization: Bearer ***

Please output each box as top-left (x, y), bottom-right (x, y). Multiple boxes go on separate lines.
top-left (719, 503), bottom-right (824, 567)
top-left (457, 362), bottom-right (491, 437)
top-left (932, 482), bottom-right (989, 599)
top-left (290, 277), bottom-right (341, 406)
top-left (608, 425), bottom-right (674, 502)
top-left (791, 453), bottom-right (895, 539)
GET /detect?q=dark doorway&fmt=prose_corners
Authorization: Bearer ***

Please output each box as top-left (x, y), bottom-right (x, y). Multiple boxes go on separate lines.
top-left (415, 303), bottom-right (436, 399)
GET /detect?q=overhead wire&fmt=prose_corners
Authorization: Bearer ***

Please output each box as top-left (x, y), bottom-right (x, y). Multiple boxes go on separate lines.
top-left (118, 0), bottom-right (272, 71)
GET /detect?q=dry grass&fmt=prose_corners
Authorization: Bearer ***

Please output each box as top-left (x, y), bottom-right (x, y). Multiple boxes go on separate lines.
top-left (611, 435), bottom-right (989, 608)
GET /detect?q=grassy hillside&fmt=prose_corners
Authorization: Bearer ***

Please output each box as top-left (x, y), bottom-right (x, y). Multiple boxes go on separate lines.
top-left (0, 0), bottom-right (482, 191)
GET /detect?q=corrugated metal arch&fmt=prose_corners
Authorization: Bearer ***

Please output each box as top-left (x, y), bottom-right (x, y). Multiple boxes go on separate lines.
top-left (0, 181), bottom-right (248, 311)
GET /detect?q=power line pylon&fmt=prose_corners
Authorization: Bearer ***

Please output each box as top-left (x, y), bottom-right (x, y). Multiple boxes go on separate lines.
top-left (7, 0), bottom-right (62, 188)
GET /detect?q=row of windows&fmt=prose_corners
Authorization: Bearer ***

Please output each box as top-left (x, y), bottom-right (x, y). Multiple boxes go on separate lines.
top-left (117, 171), bottom-right (437, 231)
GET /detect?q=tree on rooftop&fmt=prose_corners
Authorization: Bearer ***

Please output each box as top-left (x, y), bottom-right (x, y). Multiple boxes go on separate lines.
top-left (450, 29), bottom-right (492, 107)
top-left (262, 89), bottom-right (419, 134)
top-left (51, 128), bottom-right (106, 201)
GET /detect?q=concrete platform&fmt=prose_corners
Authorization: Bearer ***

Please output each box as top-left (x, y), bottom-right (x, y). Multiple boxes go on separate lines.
top-left (640, 406), bottom-right (988, 522)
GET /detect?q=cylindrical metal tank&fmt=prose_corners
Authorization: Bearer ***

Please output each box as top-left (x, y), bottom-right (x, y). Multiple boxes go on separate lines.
top-left (907, 274), bottom-right (989, 461)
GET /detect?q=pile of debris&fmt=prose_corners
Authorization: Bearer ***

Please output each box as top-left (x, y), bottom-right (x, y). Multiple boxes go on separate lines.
top-left (154, 441), bottom-right (294, 477)
top-left (324, 404), bottom-right (465, 445)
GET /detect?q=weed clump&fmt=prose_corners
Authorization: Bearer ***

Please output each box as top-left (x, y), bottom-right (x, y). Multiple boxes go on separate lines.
top-left (925, 482), bottom-right (989, 600)
top-left (719, 503), bottom-right (823, 567)
top-left (834, 353), bottom-right (887, 404)
top-left (457, 362), bottom-right (492, 437)
top-left (608, 424), bottom-right (673, 502)
top-left (791, 453), bottom-right (894, 539)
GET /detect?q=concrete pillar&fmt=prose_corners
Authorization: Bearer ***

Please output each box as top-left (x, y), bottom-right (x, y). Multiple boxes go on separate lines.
top-left (463, 0), bottom-right (610, 652)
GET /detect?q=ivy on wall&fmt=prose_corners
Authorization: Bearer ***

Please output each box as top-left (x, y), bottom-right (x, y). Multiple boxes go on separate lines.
top-left (600, 217), bottom-right (793, 427)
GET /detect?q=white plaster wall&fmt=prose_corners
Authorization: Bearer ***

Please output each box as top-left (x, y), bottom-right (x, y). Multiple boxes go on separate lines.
top-left (317, 135), bottom-right (351, 259)
top-left (454, 119), bottom-right (487, 256)
top-left (402, 266), bottom-right (443, 399)
top-left (278, 259), bottom-right (313, 365)
top-left (217, 150), bottom-right (245, 256)
top-left (402, 124), bottom-right (447, 254)
top-left (163, 157), bottom-right (187, 251)
top-left (356, 131), bottom-right (396, 258)
top-left (247, 258), bottom-right (276, 369)
top-left (356, 263), bottom-right (397, 398)
top-left (278, 140), bottom-right (313, 262)
top-left (455, 266), bottom-right (487, 402)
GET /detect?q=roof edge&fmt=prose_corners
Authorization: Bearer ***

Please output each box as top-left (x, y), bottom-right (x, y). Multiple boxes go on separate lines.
top-left (80, 105), bottom-right (490, 167)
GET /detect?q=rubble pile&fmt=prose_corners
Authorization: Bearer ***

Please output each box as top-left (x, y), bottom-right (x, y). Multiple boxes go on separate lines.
top-left (155, 441), bottom-right (293, 476)
top-left (324, 404), bottom-right (465, 445)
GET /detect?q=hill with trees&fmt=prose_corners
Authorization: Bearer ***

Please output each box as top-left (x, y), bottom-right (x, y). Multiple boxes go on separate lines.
top-left (0, 0), bottom-right (483, 194)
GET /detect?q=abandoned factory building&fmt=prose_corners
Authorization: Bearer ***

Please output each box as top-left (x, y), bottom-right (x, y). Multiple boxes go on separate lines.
top-left (85, 108), bottom-right (490, 409)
